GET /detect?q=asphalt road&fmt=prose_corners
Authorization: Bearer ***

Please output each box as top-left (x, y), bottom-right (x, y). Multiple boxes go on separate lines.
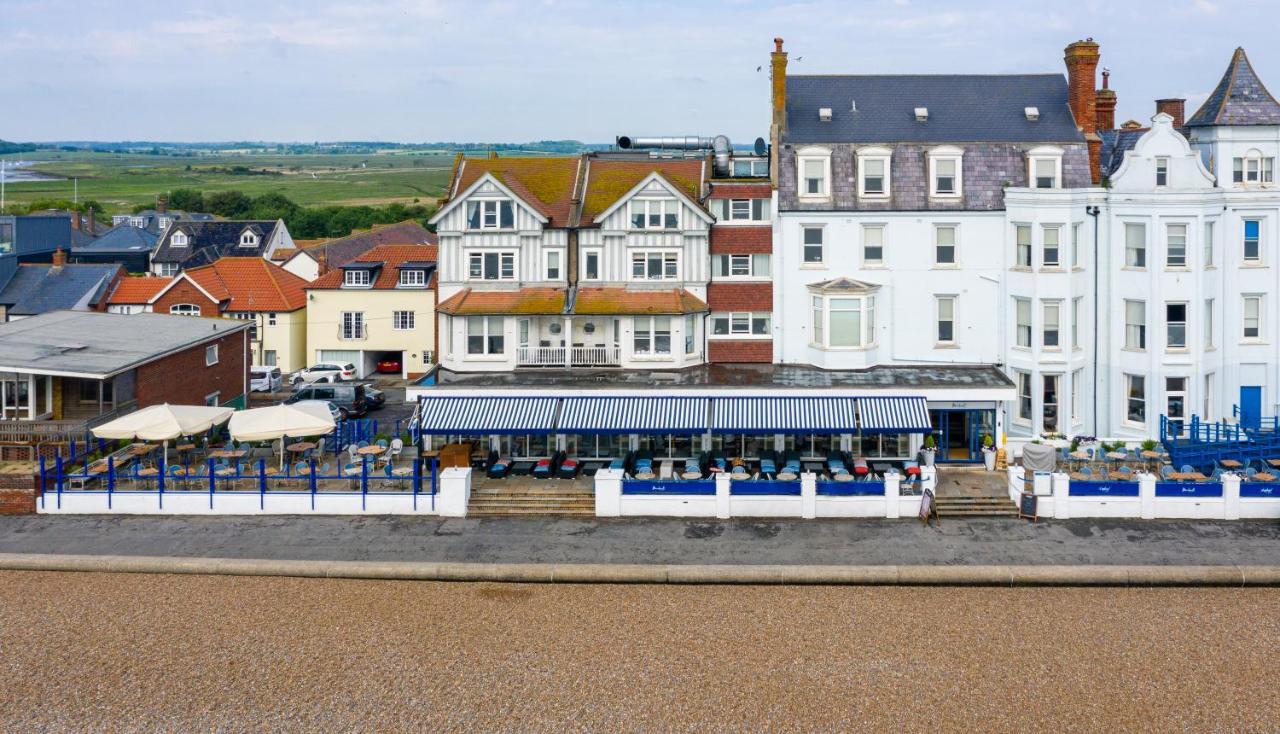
top-left (2, 514), bottom-right (1278, 566)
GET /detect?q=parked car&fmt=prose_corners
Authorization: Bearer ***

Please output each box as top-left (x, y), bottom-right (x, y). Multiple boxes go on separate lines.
top-left (292, 399), bottom-right (342, 422)
top-left (249, 366), bottom-right (283, 393)
top-left (285, 383), bottom-right (367, 420)
top-left (289, 362), bottom-right (356, 385)
top-left (361, 384), bottom-right (386, 410)
top-left (375, 358), bottom-right (402, 374)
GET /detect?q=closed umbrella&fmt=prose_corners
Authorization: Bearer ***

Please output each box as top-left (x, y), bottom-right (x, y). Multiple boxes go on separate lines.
top-left (228, 403), bottom-right (337, 469)
top-left (93, 403), bottom-right (234, 465)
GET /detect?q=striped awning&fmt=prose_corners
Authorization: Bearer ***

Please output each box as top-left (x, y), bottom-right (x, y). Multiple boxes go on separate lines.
top-left (711, 397), bottom-right (859, 434)
top-left (856, 396), bottom-right (931, 433)
top-left (416, 397), bottom-right (559, 435)
top-left (558, 397), bottom-right (709, 434)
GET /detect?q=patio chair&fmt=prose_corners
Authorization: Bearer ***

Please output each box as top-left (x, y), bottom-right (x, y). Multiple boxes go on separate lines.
top-left (1116, 466), bottom-right (1132, 478)
top-left (168, 464), bottom-right (188, 490)
top-left (1161, 464), bottom-right (1174, 480)
top-left (1180, 464), bottom-right (1195, 475)
top-left (1246, 467), bottom-right (1258, 481)
top-left (376, 439), bottom-right (389, 450)
top-left (852, 457), bottom-right (870, 477)
top-left (557, 456), bottom-right (581, 479)
top-left (1080, 466), bottom-right (1093, 480)
top-left (487, 455), bottom-right (513, 479)
top-left (826, 451), bottom-right (848, 475)
top-left (389, 438), bottom-right (403, 461)
top-left (1210, 468), bottom-right (1225, 481)
top-left (347, 444), bottom-right (360, 463)
top-left (758, 450), bottom-right (778, 477)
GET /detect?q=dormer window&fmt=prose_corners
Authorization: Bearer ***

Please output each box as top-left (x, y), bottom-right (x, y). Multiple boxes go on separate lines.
top-left (343, 269), bottom-right (372, 288)
top-left (466, 199), bottom-right (514, 230)
top-left (398, 269), bottom-right (427, 288)
top-left (1028, 147), bottom-right (1064, 189)
top-left (130, 217), bottom-right (145, 228)
top-left (171, 232), bottom-right (188, 247)
top-left (158, 217), bottom-right (170, 230)
top-left (797, 147), bottom-right (831, 199)
top-left (928, 146), bottom-right (963, 198)
top-left (856, 147), bottom-right (892, 198)
top-left (239, 231), bottom-right (259, 247)
top-left (630, 199), bottom-right (678, 230)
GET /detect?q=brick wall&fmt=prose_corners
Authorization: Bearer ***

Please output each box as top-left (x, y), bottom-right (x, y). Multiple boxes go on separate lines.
top-left (708, 340), bottom-right (773, 363)
top-left (707, 282), bottom-right (773, 312)
top-left (0, 473), bottom-right (37, 515)
top-left (135, 329), bottom-right (248, 407)
top-left (151, 279), bottom-right (218, 317)
top-left (710, 227), bottom-right (772, 254)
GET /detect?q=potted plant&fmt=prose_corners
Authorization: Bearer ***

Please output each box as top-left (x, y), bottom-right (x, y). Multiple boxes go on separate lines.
top-left (981, 433), bottom-right (997, 470)
top-left (921, 434), bottom-right (937, 467)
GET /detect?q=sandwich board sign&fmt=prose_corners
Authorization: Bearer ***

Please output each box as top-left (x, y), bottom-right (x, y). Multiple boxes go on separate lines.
top-left (919, 487), bottom-right (939, 527)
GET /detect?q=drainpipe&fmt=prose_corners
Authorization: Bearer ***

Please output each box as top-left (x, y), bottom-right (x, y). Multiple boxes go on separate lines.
top-left (1086, 204), bottom-right (1101, 437)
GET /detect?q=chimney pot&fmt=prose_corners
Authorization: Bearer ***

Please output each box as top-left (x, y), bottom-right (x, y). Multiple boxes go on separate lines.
top-left (52, 248), bottom-right (66, 267)
top-left (1156, 98), bottom-right (1186, 129)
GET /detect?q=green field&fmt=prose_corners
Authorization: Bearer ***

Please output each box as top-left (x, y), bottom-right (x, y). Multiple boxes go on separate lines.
top-left (2, 150), bottom-right (455, 214)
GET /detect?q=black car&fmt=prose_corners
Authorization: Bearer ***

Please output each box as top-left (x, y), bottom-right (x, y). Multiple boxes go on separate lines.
top-left (361, 385), bottom-right (386, 410)
top-left (285, 383), bottom-right (367, 420)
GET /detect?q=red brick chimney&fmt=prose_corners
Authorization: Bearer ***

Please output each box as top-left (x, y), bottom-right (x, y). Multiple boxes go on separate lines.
top-left (85, 206), bottom-right (94, 236)
top-left (1065, 38), bottom-right (1102, 184)
top-left (156, 195), bottom-right (168, 215)
top-left (1095, 69), bottom-right (1117, 131)
top-left (1156, 98), bottom-right (1186, 128)
top-left (51, 248), bottom-right (66, 268)
top-left (69, 211), bottom-right (80, 231)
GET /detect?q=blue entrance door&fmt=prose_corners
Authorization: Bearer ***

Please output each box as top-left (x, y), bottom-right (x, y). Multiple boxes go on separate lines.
top-left (1240, 386), bottom-right (1263, 431)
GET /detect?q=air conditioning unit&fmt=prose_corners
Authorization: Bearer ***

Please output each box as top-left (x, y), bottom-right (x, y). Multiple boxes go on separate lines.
top-left (819, 107), bottom-right (833, 122)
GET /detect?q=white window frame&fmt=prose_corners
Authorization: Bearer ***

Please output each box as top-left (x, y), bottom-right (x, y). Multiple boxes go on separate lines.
top-left (343, 269), bottom-right (372, 288)
top-left (466, 199), bottom-right (514, 231)
top-left (1204, 298), bottom-right (1215, 349)
top-left (630, 251), bottom-right (680, 281)
top-left (1015, 224), bottom-right (1032, 268)
top-left (1042, 300), bottom-right (1061, 349)
top-left (810, 294), bottom-right (877, 350)
top-left (1166, 223), bottom-right (1187, 268)
top-left (1072, 297), bottom-right (1083, 351)
top-left (239, 231), bottom-right (259, 248)
top-left (934, 224), bottom-right (957, 266)
top-left (1014, 298), bottom-right (1031, 348)
top-left (1243, 219), bottom-right (1262, 263)
top-left (266, 312), bottom-right (277, 327)
top-left (928, 147), bottom-right (963, 198)
top-left (466, 315), bottom-right (505, 355)
top-left (467, 251), bottom-right (517, 281)
top-left (340, 311), bottom-right (364, 340)
top-left (1042, 225), bottom-right (1060, 268)
top-left (543, 249), bottom-right (562, 281)
top-left (798, 147), bottom-right (832, 200)
top-left (935, 295), bottom-right (956, 345)
top-left (801, 225), bottom-right (825, 265)
top-left (1015, 370), bottom-right (1032, 423)
top-left (863, 225), bottom-right (884, 265)
top-left (1233, 151), bottom-right (1275, 185)
top-left (1125, 374), bottom-right (1147, 427)
top-left (712, 253), bottom-right (770, 280)
top-left (1071, 369), bottom-right (1083, 425)
top-left (204, 391), bottom-right (220, 407)
top-left (1165, 302), bottom-right (1187, 350)
top-left (1124, 222), bottom-right (1147, 268)
top-left (709, 311), bottom-right (772, 339)
top-left (724, 198), bottom-right (768, 222)
top-left (170, 304), bottom-right (201, 317)
top-left (1125, 300), bottom-right (1146, 350)
top-left (632, 316), bottom-right (673, 357)
top-left (1242, 294), bottom-right (1263, 342)
top-left (1204, 220), bottom-right (1215, 267)
top-left (856, 147), bottom-right (892, 198)
top-left (1071, 222), bottom-right (1082, 268)
top-left (205, 344), bottom-right (218, 366)
top-left (1155, 157), bottom-right (1169, 187)
top-left (1027, 146), bottom-right (1064, 189)
top-left (1204, 373), bottom-right (1215, 420)
top-left (582, 248), bottom-right (602, 281)
top-left (1042, 373), bottom-right (1060, 433)
top-left (629, 199), bottom-right (679, 230)
top-left (392, 311), bottom-right (415, 331)
top-left (170, 232), bottom-right (188, 247)
top-left (398, 269), bottom-right (427, 288)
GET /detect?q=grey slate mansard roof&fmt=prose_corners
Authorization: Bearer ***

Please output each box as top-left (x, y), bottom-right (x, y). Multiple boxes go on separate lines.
top-left (1187, 47), bottom-right (1280, 127)
top-left (151, 220), bottom-right (281, 268)
top-left (0, 263), bottom-right (121, 316)
top-left (784, 74), bottom-right (1084, 144)
top-left (0, 311), bottom-right (250, 379)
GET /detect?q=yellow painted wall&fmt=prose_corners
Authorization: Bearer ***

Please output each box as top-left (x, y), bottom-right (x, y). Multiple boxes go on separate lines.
top-left (305, 289), bottom-right (436, 375)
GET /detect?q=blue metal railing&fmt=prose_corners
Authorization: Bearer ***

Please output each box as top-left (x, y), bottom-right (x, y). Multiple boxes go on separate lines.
top-left (1160, 412), bottom-right (1280, 472)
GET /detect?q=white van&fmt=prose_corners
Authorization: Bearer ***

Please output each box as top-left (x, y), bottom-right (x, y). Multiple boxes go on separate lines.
top-left (250, 366), bottom-right (283, 393)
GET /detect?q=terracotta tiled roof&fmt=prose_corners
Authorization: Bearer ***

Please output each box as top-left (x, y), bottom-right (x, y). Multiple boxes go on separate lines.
top-left (108, 276), bottom-right (173, 305)
top-left (182, 257), bottom-right (309, 312)
top-left (574, 287), bottom-right (708, 315)
top-left (706, 182), bottom-right (772, 199)
top-left (436, 288), bottom-right (567, 316)
top-left (710, 227), bottom-right (773, 254)
top-left (451, 157), bottom-right (581, 227)
top-left (307, 243), bottom-right (439, 290)
top-left (580, 159), bottom-right (706, 224)
top-left (269, 247), bottom-right (299, 261)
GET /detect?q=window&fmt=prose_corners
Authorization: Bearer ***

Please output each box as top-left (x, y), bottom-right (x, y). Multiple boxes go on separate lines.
top-left (812, 297), bottom-right (824, 346)
top-left (857, 150), bottom-right (890, 197)
top-left (1155, 157), bottom-right (1169, 187)
top-left (205, 344), bottom-right (218, 366)
top-left (1166, 303), bottom-right (1187, 349)
top-left (158, 217), bottom-right (170, 230)
top-left (934, 225), bottom-right (956, 265)
top-left (1071, 369), bottom-right (1083, 424)
top-left (802, 226), bottom-right (824, 264)
top-left (398, 269), bottom-right (427, 287)
top-left (156, 263), bottom-right (179, 277)
top-left (340, 312), bottom-right (364, 340)
top-left (811, 294), bottom-right (876, 349)
top-left (929, 150), bottom-right (961, 197)
top-left (1166, 377), bottom-right (1188, 430)
top-left (1015, 225), bottom-right (1031, 268)
top-left (1015, 298), bottom-right (1031, 348)
top-left (583, 249), bottom-right (601, 280)
top-left (1125, 300), bottom-right (1146, 350)
top-left (1166, 224), bottom-right (1187, 267)
top-left (239, 231), bottom-right (258, 247)
top-left (1043, 301), bottom-right (1060, 348)
top-left (683, 315), bottom-right (696, 354)
top-left (1042, 374), bottom-right (1060, 432)
top-left (935, 296), bottom-right (955, 344)
top-left (1243, 295), bottom-right (1262, 340)
top-left (466, 315), bottom-right (505, 355)
top-left (263, 350), bottom-right (277, 367)
top-left (1204, 373), bottom-right (1215, 420)
top-left (630, 251), bottom-right (679, 280)
top-left (230, 312), bottom-right (257, 340)
top-left (393, 311), bottom-right (415, 331)
top-left (1125, 223), bottom-right (1146, 267)
top-left (633, 316), bottom-right (672, 355)
top-left (800, 156), bottom-right (829, 197)
top-left (1244, 219), bottom-right (1261, 262)
top-left (466, 199), bottom-right (514, 230)
top-left (1042, 226), bottom-right (1060, 267)
top-left (266, 312), bottom-right (277, 327)
top-left (468, 252), bottom-right (516, 280)
top-left (630, 199), bottom-right (678, 230)
top-left (1233, 154), bottom-right (1275, 184)
top-left (343, 269), bottom-right (372, 287)
top-left (863, 225), bottom-right (884, 264)
top-left (171, 232), bottom-right (188, 247)
top-left (1204, 221), bottom-right (1215, 266)
top-left (1205, 299), bottom-right (1215, 349)
top-left (170, 304), bottom-right (200, 317)
top-left (1028, 148), bottom-right (1062, 189)
top-left (204, 392), bottom-right (220, 407)
top-left (1126, 374), bottom-right (1146, 425)
top-left (1016, 371), bottom-right (1032, 421)
top-left (1072, 297), bottom-right (1082, 350)
top-left (1071, 223), bottom-right (1082, 268)
top-left (711, 312), bottom-right (771, 337)
top-left (732, 158), bottom-right (769, 177)
top-left (725, 199), bottom-right (768, 221)
top-left (544, 250), bottom-right (561, 280)
top-left (712, 254), bottom-right (770, 278)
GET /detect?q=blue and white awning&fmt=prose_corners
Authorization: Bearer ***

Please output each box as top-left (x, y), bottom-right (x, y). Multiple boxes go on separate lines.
top-left (856, 396), bottom-right (931, 433)
top-left (558, 397), bottom-right (709, 434)
top-left (417, 397), bottom-right (559, 435)
top-left (711, 397), bottom-right (859, 434)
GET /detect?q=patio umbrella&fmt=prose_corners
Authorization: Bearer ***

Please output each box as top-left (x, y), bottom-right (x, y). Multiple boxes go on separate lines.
top-left (228, 403), bottom-right (336, 469)
top-left (92, 403), bottom-right (235, 465)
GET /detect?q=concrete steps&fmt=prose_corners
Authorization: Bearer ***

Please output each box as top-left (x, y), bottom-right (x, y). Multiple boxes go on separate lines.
top-left (468, 486), bottom-right (596, 517)
top-left (934, 496), bottom-right (1019, 518)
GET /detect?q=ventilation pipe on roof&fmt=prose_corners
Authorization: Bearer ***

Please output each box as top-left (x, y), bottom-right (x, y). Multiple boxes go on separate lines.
top-left (615, 135), bottom-right (733, 177)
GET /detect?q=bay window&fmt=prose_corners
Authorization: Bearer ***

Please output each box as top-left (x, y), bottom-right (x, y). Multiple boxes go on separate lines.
top-left (633, 316), bottom-right (672, 356)
top-left (466, 315), bottom-right (505, 355)
top-left (1166, 223), bottom-right (1187, 267)
top-left (1042, 226), bottom-right (1060, 267)
top-left (1244, 219), bottom-right (1261, 262)
top-left (1042, 374), bottom-right (1060, 432)
top-left (1166, 303), bottom-right (1187, 349)
top-left (810, 293), bottom-right (876, 349)
top-left (1042, 301), bottom-right (1060, 348)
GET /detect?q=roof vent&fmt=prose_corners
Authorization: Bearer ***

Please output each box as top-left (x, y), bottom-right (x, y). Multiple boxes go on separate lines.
top-left (914, 107), bottom-right (929, 122)
top-left (850, 100), bottom-right (857, 112)
top-left (1025, 106), bottom-right (1040, 121)
top-left (818, 107), bottom-right (833, 122)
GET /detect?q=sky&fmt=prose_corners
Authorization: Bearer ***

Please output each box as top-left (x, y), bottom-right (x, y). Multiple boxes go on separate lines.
top-left (1, 0), bottom-right (1277, 143)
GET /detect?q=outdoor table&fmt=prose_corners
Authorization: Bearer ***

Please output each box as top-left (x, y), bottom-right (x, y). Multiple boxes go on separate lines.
top-left (137, 468), bottom-right (159, 478)
top-left (1069, 472), bottom-right (1090, 481)
top-left (872, 462), bottom-right (892, 475)
top-left (1169, 472), bottom-right (1205, 481)
top-left (681, 471), bottom-right (702, 480)
top-left (287, 442), bottom-right (317, 453)
top-left (87, 462), bottom-right (111, 476)
top-left (176, 443), bottom-right (196, 452)
top-left (1141, 450), bottom-right (1161, 459)
top-left (1253, 472), bottom-right (1277, 482)
top-left (635, 471), bottom-right (655, 480)
top-left (357, 445), bottom-right (386, 457)
top-left (391, 466), bottom-right (414, 477)
top-left (777, 471), bottom-right (798, 481)
top-left (1105, 451), bottom-right (1127, 460)
top-left (128, 443), bottom-right (155, 457)
top-left (834, 472), bottom-right (854, 482)
top-left (1070, 451), bottom-right (1090, 460)
top-left (208, 449), bottom-right (246, 460)
top-left (1267, 459), bottom-right (1280, 469)
top-left (1219, 459), bottom-right (1243, 469)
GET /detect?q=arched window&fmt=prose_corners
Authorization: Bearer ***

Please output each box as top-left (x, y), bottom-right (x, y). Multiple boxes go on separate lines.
top-left (170, 304), bottom-right (201, 316)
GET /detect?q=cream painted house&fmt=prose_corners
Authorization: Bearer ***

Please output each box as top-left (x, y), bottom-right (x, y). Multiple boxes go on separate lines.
top-left (304, 244), bottom-right (438, 378)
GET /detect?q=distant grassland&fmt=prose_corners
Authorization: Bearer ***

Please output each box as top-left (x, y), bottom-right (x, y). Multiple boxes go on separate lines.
top-left (2, 150), bottom-right (457, 214)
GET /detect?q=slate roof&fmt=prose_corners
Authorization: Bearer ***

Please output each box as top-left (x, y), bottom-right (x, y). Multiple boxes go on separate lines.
top-left (784, 74), bottom-right (1084, 144)
top-left (1187, 48), bottom-right (1280, 127)
top-left (579, 159), bottom-right (706, 224)
top-left (450, 157), bottom-right (582, 227)
top-left (72, 224), bottom-right (158, 253)
top-left (0, 262), bottom-right (122, 316)
top-left (183, 257), bottom-right (309, 312)
top-left (301, 221), bottom-right (437, 269)
top-left (151, 220), bottom-right (283, 268)
top-left (1099, 128), bottom-right (1146, 177)
top-left (308, 244), bottom-right (438, 290)
top-left (107, 276), bottom-right (173, 305)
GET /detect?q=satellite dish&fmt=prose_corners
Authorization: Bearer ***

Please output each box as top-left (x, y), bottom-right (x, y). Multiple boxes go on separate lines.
top-left (753, 137), bottom-right (768, 156)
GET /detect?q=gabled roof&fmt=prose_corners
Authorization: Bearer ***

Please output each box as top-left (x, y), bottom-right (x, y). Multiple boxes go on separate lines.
top-left (0, 262), bottom-right (122, 316)
top-left (181, 257), bottom-right (309, 312)
top-left (151, 219), bottom-right (283, 267)
top-left (108, 276), bottom-right (173, 305)
top-left (784, 74), bottom-right (1083, 144)
top-left (72, 224), bottom-right (158, 253)
top-left (580, 159), bottom-right (707, 225)
top-left (448, 157), bottom-right (581, 227)
top-left (436, 288), bottom-right (566, 316)
top-left (298, 221), bottom-right (437, 269)
top-left (307, 244), bottom-right (438, 290)
top-left (1187, 48), bottom-right (1280, 127)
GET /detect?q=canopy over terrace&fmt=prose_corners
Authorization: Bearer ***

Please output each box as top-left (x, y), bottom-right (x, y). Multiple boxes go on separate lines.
top-left (92, 404), bottom-right (234, 442)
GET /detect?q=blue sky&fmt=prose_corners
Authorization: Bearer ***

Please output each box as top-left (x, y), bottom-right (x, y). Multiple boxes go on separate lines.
top-left (1, 0), bottom-right (1274, 142)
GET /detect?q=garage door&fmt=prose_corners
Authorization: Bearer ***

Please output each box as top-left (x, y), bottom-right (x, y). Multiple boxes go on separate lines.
top-left (318, 350), bottom-right (362, 378)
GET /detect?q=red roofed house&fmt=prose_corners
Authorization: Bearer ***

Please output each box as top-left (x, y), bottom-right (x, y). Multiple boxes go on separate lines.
top-left (304, 243), bottom-right (438, 379)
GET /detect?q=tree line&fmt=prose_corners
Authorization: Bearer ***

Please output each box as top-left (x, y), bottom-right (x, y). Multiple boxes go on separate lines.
top-left (147, 189), bottom-right (437, 239)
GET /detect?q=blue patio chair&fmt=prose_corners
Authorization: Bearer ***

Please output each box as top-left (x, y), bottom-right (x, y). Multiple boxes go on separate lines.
top-left (294, 461), bottom-right (311, 477)
top-left (1180, 464), bottom-right (1195, 475)
top-left (1161, 464), bottom-right (1174, 480)
top-left (376, 439), bottom-right (389, 449)
top-left (1116, 466), bottom-right (1131, 477)
top-left (1246, 467), bottom-right (1258, 480)
top-left (1080, 466), bottom-right (1093, 479)
top-left (1210, 468), bottom-right (1224, 481)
